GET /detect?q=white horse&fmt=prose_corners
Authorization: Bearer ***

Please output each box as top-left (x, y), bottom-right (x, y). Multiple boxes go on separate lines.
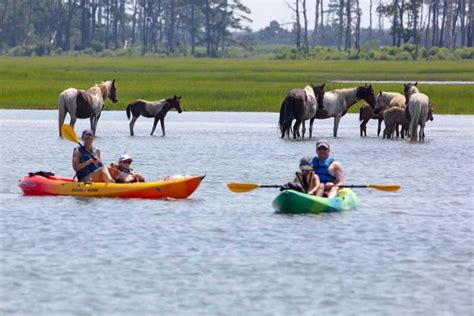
top-left (310, 84), bottom-right (376, 137)
top-left (404, 82), bottom-right (431, 142)
top-left (58, 80), bottom-right (118, 137)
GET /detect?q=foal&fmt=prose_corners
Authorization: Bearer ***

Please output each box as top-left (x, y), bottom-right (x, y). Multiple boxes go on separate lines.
top-left (126, 95), bottom-right (182, 136)
top-left (359, 103), bottom-right (382, 137)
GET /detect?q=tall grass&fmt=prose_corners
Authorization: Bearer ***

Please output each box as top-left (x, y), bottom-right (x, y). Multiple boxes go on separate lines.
top-left (0, 57), bottom-right (472, 114)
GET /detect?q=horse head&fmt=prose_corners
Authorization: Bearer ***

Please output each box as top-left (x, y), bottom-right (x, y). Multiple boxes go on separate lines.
top-left (170, 95), bottom-right (182, 113)
top-left (403, 82), bottom-right (419, 105)
top-left (108, 79), bottom-right (118, 104)
top-left (310, 83), bottom-right (325, 110)
top-left (428, 103), bottom-right (434, 121)
top-left (357, 84), bottom-right (376, 108)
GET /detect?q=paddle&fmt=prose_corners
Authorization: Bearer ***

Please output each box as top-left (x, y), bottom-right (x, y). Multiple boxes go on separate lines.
top-left (226, 182), bottom-right (400, 193)
top-left (61, 124), bottom-right (98, 161)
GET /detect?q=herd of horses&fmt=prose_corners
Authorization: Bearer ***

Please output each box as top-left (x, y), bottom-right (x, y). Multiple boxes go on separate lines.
top-left (278, 81), bottom-right (434, 142)
top-left (56, 80), bottom-right (433, 143)
top-left (58, 80), bottom-right (182, 137)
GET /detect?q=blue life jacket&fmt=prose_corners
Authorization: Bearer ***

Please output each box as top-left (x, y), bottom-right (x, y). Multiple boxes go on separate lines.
top-left (312, 156), bottom-right (336, 184)
top-left (76, 146), bottom-right (102, 181)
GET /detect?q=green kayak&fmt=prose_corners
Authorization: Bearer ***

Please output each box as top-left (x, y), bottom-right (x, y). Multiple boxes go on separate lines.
top-left (272, 188), bottom-right (359, 214)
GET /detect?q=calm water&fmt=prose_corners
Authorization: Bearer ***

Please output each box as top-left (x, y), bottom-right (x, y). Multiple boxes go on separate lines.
top-left (1, 110), bottom-right (473, 315)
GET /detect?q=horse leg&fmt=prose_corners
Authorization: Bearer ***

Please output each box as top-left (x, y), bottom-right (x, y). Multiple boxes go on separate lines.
top-left (90, 116), bottom-right (96, 134)
top-left (293, 120), bottom-right (301, 139)
top-left (360, 119), bottom-right (368, 137)
top-left (333, 115), bottom-right (341, 137)
top-left (160, 118), bottom-right (166, 136)
top-left (419, 122), bottom-right (426, 141)
top-left (94, 113), bottom-right (102, 135)
top-left (129, 115), bottom-right (138, 136)
top-left (58, 108), bottom-right (67, 137)
top-left (377, 118), bottom-right (383, 137)
top-left (309, 118), bottom-right (315, 139)
top-left (151, 117), bottom-right (160, 136)
top-left (69, 116), bottom-right (77, 129)
top-left (301, 121), bottom-right (306, 139)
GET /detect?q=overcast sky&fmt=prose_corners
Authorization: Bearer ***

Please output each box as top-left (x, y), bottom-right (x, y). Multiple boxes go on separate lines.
top-left (241, 0), bottom-right (384, 31)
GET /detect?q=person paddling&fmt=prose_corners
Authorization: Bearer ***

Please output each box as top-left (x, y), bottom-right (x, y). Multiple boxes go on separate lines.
top-left (72, 129), bottom-right (114, 183)
top-left (109, 154), bottom-right (145, 183)
top-left (312, 140), bottom-right (344, 198)
top-left (292, 157), bottom-right (320, 194)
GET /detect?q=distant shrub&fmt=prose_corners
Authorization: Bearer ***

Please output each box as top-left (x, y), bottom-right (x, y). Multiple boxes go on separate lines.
top-left (90, 41), bottom-right (104, 53)
top-left (396, 51), bottom-right (412, 61)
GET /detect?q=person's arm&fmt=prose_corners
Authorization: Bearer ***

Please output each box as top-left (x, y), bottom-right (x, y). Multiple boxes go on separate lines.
top-left (308, 172), bottom-right (320, 195)
top-left (332, 162), bottom-right (344, 186)
top-left (73, 148), bottom-right (93, 172)
top-left (72, 148), bottom-right (103, 172)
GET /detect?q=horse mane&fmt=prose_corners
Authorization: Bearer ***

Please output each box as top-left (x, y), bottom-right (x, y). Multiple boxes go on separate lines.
top-left (380, 91), bottom-right (404, 103)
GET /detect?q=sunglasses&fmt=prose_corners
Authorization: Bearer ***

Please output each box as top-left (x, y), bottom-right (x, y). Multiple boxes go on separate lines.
top-left (121, 160), bottom-right (132, 164)
top-left (317, 147), bottom-right (329, 151)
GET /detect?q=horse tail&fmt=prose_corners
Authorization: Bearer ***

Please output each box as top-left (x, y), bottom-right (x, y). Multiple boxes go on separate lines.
top-left (58, 89), bottom-right (76, 137)
top-left (409, 100), bottom-right (421, 142)
top-left (126, 103), bottom-right (132, 120)
top-left (278, 99), bottom-right (285, 135)
top-left (292, 94), bottom-right (305, 123)
top-left (58, 93), bottom-right (66, 136)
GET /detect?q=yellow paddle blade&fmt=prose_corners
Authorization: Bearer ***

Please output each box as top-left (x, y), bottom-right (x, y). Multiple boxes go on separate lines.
top-left (61, 124), bottom-right (79, 143)
top-left (367, 184), bottom-right (400, 192)
top-left (226, 182), bottom-right (259, 193)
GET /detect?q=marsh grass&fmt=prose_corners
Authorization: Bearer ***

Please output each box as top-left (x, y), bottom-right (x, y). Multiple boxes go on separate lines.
top-left (0, 57), bottom-right (472, 114)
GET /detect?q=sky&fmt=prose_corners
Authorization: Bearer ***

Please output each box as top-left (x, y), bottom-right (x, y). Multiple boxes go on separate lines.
top-left (241, 0), bottom-right (382, 31)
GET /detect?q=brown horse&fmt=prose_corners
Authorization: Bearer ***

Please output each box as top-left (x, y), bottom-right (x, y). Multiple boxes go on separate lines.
top-left (359, 103), bottom-right (383, 137)
top-left (58, 80), bottom-right (118, 137)
top-left (126, 95), bottom-right (182, 136)
top-left (383, 107), bottom-right (410, 139)
top-left (278, 83), bottom-right (325, 139)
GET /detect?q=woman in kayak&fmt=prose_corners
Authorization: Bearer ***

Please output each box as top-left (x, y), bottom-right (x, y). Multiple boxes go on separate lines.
top-left (72, 129), bottom-right (115, 183)
top-left (291, 157), bottom-right (320, 194)
top-left (109, 154), bottom-right (145, 183)
top-left (312, 139), bottom-right (344, 198)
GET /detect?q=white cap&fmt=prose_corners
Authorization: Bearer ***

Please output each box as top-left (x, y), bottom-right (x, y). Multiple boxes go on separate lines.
top-left (118, 154), bottom-right (133, 162)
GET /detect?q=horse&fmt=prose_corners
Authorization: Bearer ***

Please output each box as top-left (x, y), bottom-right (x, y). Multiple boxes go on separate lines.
top-left (278, 83), bottom-right (325, 139)
top-left (359, 103), bottom-right (382, 137)
top-left (58, 80), bottom-right (118, 137)
top-left (383, 107), bottom-right (410, 139)
top-left (310, 84), bottom-right (376, 137)
top-left (126, 95), bottom-right (182, 136)
top-left (403, 82), bottom-right (431, 142)
top-left (372, 91), bottom-right (406, 137)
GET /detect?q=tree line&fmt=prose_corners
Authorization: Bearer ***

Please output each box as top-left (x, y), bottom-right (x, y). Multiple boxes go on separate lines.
top-left (0, 0), bottom-right (472, 58)
top-left (289, 0), bottom-right (472, 55)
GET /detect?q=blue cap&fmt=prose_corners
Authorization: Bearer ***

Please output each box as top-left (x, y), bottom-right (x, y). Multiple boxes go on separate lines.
top-left (82, 129), bottom-right (94, 138)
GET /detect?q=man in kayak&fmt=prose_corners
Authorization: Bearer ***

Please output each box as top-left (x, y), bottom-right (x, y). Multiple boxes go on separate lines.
top-left (291, 157), bottom-right (320, 194)
top-left (109, 154), bottom-right (145, 183)
top-left (72, 129), bottom-right (115, 183)
top-left (312, 139), bottom-right (344, 198)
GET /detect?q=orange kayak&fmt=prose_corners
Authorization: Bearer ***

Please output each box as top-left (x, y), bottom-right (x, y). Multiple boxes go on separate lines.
top-left (18, 174), bottom-right (205, 199)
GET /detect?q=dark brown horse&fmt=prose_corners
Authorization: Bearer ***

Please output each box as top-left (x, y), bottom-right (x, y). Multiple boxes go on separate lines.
top-left (126, 95), bottom-right (182, 136)
top-left (278, 83), bottom-right (325, 139)
top-left (359, 103), bottom-right (383, 137)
